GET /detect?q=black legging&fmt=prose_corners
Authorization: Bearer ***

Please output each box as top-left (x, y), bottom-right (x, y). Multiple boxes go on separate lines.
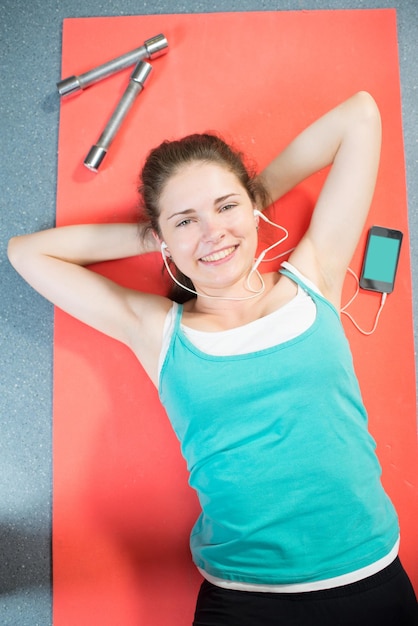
top-left (193, 558), bottom-right (418, 626)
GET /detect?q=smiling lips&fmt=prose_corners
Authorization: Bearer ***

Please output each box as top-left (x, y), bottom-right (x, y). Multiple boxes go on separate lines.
top-left (200, 246), bottom-right (237, 263)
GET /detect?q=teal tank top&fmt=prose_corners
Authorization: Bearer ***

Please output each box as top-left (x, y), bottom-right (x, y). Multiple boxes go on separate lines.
top-left (158, 268), bottom-right (399, 584)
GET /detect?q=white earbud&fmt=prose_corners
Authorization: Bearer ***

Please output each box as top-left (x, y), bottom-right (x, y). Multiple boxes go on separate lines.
top-left (253, 209), bottom-right (277, 224)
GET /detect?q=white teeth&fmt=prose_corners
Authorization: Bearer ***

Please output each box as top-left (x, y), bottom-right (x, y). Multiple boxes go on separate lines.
top-left (201, 247), bottom-right (235, 263)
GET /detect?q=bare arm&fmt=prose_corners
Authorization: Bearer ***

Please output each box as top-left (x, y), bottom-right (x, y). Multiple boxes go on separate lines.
top-left (260, 91), bottom-right (382, 304)
top-left (7, 223), bottom-right (169, 360)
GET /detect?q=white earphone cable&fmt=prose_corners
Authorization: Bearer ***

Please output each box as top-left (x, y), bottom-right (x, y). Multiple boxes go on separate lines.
top-left (341, 268), bottom-right (387, 335)
top-left (252, 210), bottom-right (290, 270)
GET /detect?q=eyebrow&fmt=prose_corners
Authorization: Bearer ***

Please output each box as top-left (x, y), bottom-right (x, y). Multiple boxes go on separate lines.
top-left (166, 193), bottom-right (241, 221)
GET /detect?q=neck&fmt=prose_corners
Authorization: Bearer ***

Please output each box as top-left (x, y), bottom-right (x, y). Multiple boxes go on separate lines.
top-left (186, 272), bottom-right (277, 320)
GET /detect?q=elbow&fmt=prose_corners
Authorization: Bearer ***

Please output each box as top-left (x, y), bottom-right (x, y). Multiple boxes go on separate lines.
top-left (7, 235), bottom-right (30, 273)
top-left (7, 236), bottom-right (20, 268)
top-left (353, 91), bottom-right (381, 125)
top-left (346, 91), bottom-right (382, 151)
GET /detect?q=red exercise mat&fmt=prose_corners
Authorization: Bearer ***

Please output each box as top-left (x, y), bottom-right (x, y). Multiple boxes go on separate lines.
top-left (54, 10), bottom-right (417, 625)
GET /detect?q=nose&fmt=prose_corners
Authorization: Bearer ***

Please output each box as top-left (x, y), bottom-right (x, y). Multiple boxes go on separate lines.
top-left (200, 216), bottom-right (225, 243)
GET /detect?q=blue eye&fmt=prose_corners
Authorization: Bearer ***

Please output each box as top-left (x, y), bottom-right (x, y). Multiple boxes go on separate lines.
top-left (220, 203), bottom-right (236, 212)
top-left (176, 218), bottom-right (193, 227)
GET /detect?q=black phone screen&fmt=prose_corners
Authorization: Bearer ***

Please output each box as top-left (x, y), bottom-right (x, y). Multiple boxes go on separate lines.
top-left (359, 226), bottom-right (403, 293)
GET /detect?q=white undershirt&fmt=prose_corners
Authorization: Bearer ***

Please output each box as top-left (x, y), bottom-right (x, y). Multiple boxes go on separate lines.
top-left (198, 539), bottom-right (400, 593)
top-left (159, 262), bottom-right (318, 373)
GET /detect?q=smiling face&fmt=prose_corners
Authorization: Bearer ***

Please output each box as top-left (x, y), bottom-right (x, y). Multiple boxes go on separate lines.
top-left (157, 161), bottom-right (259, 297)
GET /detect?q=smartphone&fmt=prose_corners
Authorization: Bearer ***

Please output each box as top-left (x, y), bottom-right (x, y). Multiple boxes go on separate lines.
top-left (359, 226), bottom-right (403, 293)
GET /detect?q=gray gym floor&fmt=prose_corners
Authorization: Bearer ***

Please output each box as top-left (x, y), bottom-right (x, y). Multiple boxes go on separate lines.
top-left (1, 1), bottom-right (417, 624)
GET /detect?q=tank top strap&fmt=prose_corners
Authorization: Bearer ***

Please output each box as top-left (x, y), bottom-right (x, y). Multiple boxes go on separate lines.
top-left (174, 302), bottom-right (183, 325)
top-left (279, 262), bottom-right (340, 319)
top-left (279, 263), bottom-right (318, 296)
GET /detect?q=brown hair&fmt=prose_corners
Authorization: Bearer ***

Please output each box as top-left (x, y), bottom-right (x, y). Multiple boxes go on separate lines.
top-left (138, 133), bottom-right (270, 302)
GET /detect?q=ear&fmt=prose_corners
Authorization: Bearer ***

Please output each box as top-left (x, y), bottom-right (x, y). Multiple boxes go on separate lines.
top-left (253, 207), bottom-right (260, 229)
top-left (153, 232), bottom-right (171, 257)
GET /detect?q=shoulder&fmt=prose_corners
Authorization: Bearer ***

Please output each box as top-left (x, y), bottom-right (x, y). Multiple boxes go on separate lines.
top-left (126, 293), bottom-right (175, 386)
top-left (127, 291), bottom-right (174, 333)
top-left (122, 290), bottom-right (174, 351)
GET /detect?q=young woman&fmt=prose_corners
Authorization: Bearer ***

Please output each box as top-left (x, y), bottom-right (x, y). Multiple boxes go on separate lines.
top-left (8, 92), bottom-right (418, 625)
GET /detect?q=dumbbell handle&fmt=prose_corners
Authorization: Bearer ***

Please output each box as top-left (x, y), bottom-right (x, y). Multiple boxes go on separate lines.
top-left (84, 60), bottom-right (152, 172)
top-left (57, 33), bottom-right (167, 97)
